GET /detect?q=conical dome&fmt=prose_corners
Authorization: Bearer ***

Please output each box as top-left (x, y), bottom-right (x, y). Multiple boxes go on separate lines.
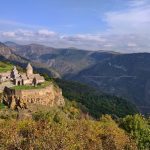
top-left (26, 63), bottom-right (33, 76)
top-left (26, 63), bottom-right (32, 70)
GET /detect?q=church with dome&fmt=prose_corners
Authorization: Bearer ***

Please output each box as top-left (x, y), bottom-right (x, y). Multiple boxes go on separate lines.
top-left (0, 63), bottom-right (45, 86)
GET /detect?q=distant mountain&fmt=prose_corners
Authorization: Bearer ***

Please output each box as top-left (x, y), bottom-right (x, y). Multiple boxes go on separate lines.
top-left (0, 42), bottom-right (28, 63)
top-left (5, 42), bottom-right (150, 114)
top-left (0, 42), bottom-right (60, 78)
top-left (71, 53), bottom-right (150, 113)
top-left (4, 41), bottom-right (19, 48)
top-left (5, 42), bottom-right (118, 77)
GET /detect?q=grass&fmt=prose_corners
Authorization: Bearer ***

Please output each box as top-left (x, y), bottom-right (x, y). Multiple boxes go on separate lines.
top-left (11, 81), bottom-right (51, 90)
top-left (0, 103), bottom-right (5, 109)
top-left (0, 61), bottom-right (13, 73)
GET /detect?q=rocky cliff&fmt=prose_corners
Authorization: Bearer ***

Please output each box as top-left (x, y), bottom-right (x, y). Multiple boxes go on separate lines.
top-left (2, 83), bottom-right (65, 110)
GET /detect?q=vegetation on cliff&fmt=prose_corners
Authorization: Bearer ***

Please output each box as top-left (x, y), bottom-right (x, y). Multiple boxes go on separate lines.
top-left (0, 101), bottom-right (150, 150)
top-left (55, 79), bottom-right (138, 118)
top-left (120, 114), bottom-right (150, 149)
top-left (0, 102), bottom-right (137, 150)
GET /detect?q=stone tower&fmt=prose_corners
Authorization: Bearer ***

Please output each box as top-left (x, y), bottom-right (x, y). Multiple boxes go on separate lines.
top-left (26, 63), bottom-right (33, 77)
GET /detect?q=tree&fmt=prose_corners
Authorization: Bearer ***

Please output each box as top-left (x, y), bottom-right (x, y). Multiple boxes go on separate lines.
top-left (121, 114), bottom-right (150, 150)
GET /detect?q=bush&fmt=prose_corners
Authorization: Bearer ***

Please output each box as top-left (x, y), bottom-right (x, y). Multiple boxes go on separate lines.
top-left (0, 109), bottom-right (18, 120)
top-left (0, 115), bottom-right (137, 150)
top-left (120, 114), bottom-right (150, 150)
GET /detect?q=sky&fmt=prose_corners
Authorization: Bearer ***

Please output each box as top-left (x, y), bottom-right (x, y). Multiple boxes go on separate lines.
top-left (0, 0), bottom-right (150, 53)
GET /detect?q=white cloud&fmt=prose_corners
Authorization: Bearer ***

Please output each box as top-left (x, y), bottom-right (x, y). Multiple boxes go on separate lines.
top-left (0, 29), bottom-right (150, 53)
top-left (37, 29), bottom-right (57, 37)
top-left (0, 1), bottom-right (150, 53)
top-left (17, 29), bottom-right (34, 37)
top-left (105, 0), bottom-right (150, 34)
top-left (0, 29), bottom-right (58, 43)
top-left (127, 43), bottom-right (137, 47)
top-left (1, 31), bottom-right (16, 38)
top-left (104, 44), bottom-right (113, 47)
top-left (62, 34), bottom-right (106, 43)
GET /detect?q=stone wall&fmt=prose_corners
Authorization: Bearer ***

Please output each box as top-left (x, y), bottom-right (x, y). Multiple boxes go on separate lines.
top-left (0, 71), bottom-right (11, 82)
top-left (3, 84), bottom-right (65, 109)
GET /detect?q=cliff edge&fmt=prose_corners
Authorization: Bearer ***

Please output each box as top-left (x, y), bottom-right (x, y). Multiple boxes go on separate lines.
top-left (2, 82), bottom-right (65, 110)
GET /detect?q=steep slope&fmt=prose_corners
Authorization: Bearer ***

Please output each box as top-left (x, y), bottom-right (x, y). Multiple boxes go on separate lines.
top-left (0, 42), bottom-right (60, 78)
top-left (0, 42), bottom-right (12, 57)
top-left (5, 42), bottom-right (117, 76)
top-left (71, 53), bottom-right (150, 113)
top-left (0, 42), bottom-right (28, 65)
top-left (55, 79), bottom-right (138, 118)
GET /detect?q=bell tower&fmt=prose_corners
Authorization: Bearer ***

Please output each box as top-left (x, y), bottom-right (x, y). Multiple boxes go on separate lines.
top-left (26, 63), bottom-right (33, 77)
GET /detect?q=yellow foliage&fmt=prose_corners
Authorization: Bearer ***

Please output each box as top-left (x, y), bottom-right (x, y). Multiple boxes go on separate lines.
top-left (0, 116), bottom-right (137, 150)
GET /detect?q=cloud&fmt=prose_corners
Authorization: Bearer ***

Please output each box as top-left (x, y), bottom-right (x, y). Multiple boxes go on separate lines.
top-left (37, 29), bottom-right (58, 37)
top-left (103, 44), bottom-right (113, 48)
top-left (0, 1), bottom-right (150, 53)
top-left (0, 29), bottom-right (109, 50)
top-left (0, 29), bottom-right (58, 43)
top-left (59, 34), bottom-right (107, 50)
top-left (1, 31), bottom-right (16, 38)
top-left (105, 0), bottom-right (150, 34)
top-left (62, 34), bottom-right (106, 42)
top-left (127, 43), bottom-right (137, 47)
top-left (1, 28), bottom-right (150, 53)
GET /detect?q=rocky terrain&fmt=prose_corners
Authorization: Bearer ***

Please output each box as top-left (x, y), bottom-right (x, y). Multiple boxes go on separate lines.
top-left (3, 82), bottom-right (65, 110)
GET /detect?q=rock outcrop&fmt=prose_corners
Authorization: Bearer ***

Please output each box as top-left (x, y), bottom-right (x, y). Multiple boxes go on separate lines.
top-left (3, 83), bottom-right (65, 110)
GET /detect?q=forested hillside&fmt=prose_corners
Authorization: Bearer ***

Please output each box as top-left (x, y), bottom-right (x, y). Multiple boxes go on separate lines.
top-left (71, 53), bottom-right (150, 114)
top-left (54, 79), bottom-right (138, 118)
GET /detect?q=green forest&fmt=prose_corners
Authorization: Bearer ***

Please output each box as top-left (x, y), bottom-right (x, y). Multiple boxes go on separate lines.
top-left (55, 79), bottom-right (138, 118)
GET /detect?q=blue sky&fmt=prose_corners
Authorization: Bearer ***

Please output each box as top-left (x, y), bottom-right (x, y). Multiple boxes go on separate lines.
top-left (0, 0), bottom-right (125, 34)
top-left (0, 0), bottom-right (150, 52)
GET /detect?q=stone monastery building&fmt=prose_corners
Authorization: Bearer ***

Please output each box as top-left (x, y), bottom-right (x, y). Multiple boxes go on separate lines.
top-left (0, 63), bottom-right (45, 86)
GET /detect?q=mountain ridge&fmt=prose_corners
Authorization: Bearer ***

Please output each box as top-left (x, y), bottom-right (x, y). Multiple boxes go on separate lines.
top-left (0, 42), bottom-right (60, 78)
top-left (70, 53), bottom-right (150, 113)
top-left (4, 41), bottom-right (150, 114)
top-left (5, 42), bottom-right (118, 76)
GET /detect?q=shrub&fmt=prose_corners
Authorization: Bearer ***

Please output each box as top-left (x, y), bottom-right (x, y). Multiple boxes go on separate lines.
top-left (120, 114), bottom-right (150, 150)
